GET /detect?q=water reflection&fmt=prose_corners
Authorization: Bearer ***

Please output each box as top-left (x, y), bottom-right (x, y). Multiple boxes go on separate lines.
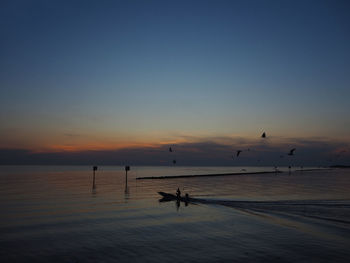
top-left (91, 187), bottom-right (97, 197)
top-left (158, 193), bottom-right (190, 211)
top-left (124, 179), bottom-right (130, 202)
top-left (1, 166), bottom-right (350, 262)
top-left (92, 166), bottom-right (97, 189)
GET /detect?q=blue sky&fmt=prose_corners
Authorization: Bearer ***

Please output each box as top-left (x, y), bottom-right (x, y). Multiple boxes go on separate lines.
top-left (0, 0), bottom-right (350, 164)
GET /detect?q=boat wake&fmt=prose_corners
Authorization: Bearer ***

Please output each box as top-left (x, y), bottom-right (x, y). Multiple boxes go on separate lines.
top-left (211, 199), bottom-right (350, 225)
top-left (158, 192), bottom-right (350, 227)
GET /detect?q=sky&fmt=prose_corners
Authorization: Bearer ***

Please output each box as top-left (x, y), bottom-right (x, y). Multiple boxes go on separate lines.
top-left (1, 0), bottom-right (350, 165)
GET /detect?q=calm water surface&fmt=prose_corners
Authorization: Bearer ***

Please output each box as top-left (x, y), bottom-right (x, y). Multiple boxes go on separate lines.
top-left (1, 166), bottom-right (350, 262)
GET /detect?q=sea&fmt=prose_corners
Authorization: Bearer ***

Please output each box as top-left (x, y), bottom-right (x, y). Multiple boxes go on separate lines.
top-left (1, 166), bottom-right (350, 262)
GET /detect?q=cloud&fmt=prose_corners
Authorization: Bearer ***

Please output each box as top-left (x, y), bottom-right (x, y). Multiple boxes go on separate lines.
top-left (0, 137), bottom-right (349, 166)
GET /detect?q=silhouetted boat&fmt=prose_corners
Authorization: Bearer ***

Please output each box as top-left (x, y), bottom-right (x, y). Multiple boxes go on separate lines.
top-left (288, 148), bottom-right (296, 156)
top-left (158, 192), bottom-right (191, 202)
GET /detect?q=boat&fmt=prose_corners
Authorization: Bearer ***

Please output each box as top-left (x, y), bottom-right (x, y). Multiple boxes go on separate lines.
top-left (158, 191), bottom-right (191, 202)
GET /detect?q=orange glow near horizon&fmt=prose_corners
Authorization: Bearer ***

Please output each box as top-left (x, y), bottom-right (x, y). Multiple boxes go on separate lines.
top-left (1, 129), bottom-right (350, 154)
top-left (30, 137), bottom-right (194, 153)
top-left (28, 133), bottom-right (262, 153)
top-left (36, 142), bottom-right (160, 153)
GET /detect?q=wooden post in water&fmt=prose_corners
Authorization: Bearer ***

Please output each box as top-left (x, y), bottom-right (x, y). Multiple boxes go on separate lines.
top-left (125, 166), bottom-right (130, 182)
top-left (124, 166), bottom-right (130, 195)
top-left (93, 166), bottom-right (98, 188)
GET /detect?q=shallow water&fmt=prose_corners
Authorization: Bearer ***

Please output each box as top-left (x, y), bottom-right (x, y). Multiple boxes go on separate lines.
top-left (1, 166), bottom-right (350, 262)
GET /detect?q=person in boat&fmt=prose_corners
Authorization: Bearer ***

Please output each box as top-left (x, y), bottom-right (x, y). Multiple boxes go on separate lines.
top-left (176, 187), bottom-right (181, 199)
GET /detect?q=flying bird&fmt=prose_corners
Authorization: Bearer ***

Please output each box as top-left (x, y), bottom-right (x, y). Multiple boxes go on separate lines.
top-left (236, 150), bottom-right (242, 157)
top-left (261, 132), bottom-right (266, 138)
top-left (288, 148), bottom-right (296, 156)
